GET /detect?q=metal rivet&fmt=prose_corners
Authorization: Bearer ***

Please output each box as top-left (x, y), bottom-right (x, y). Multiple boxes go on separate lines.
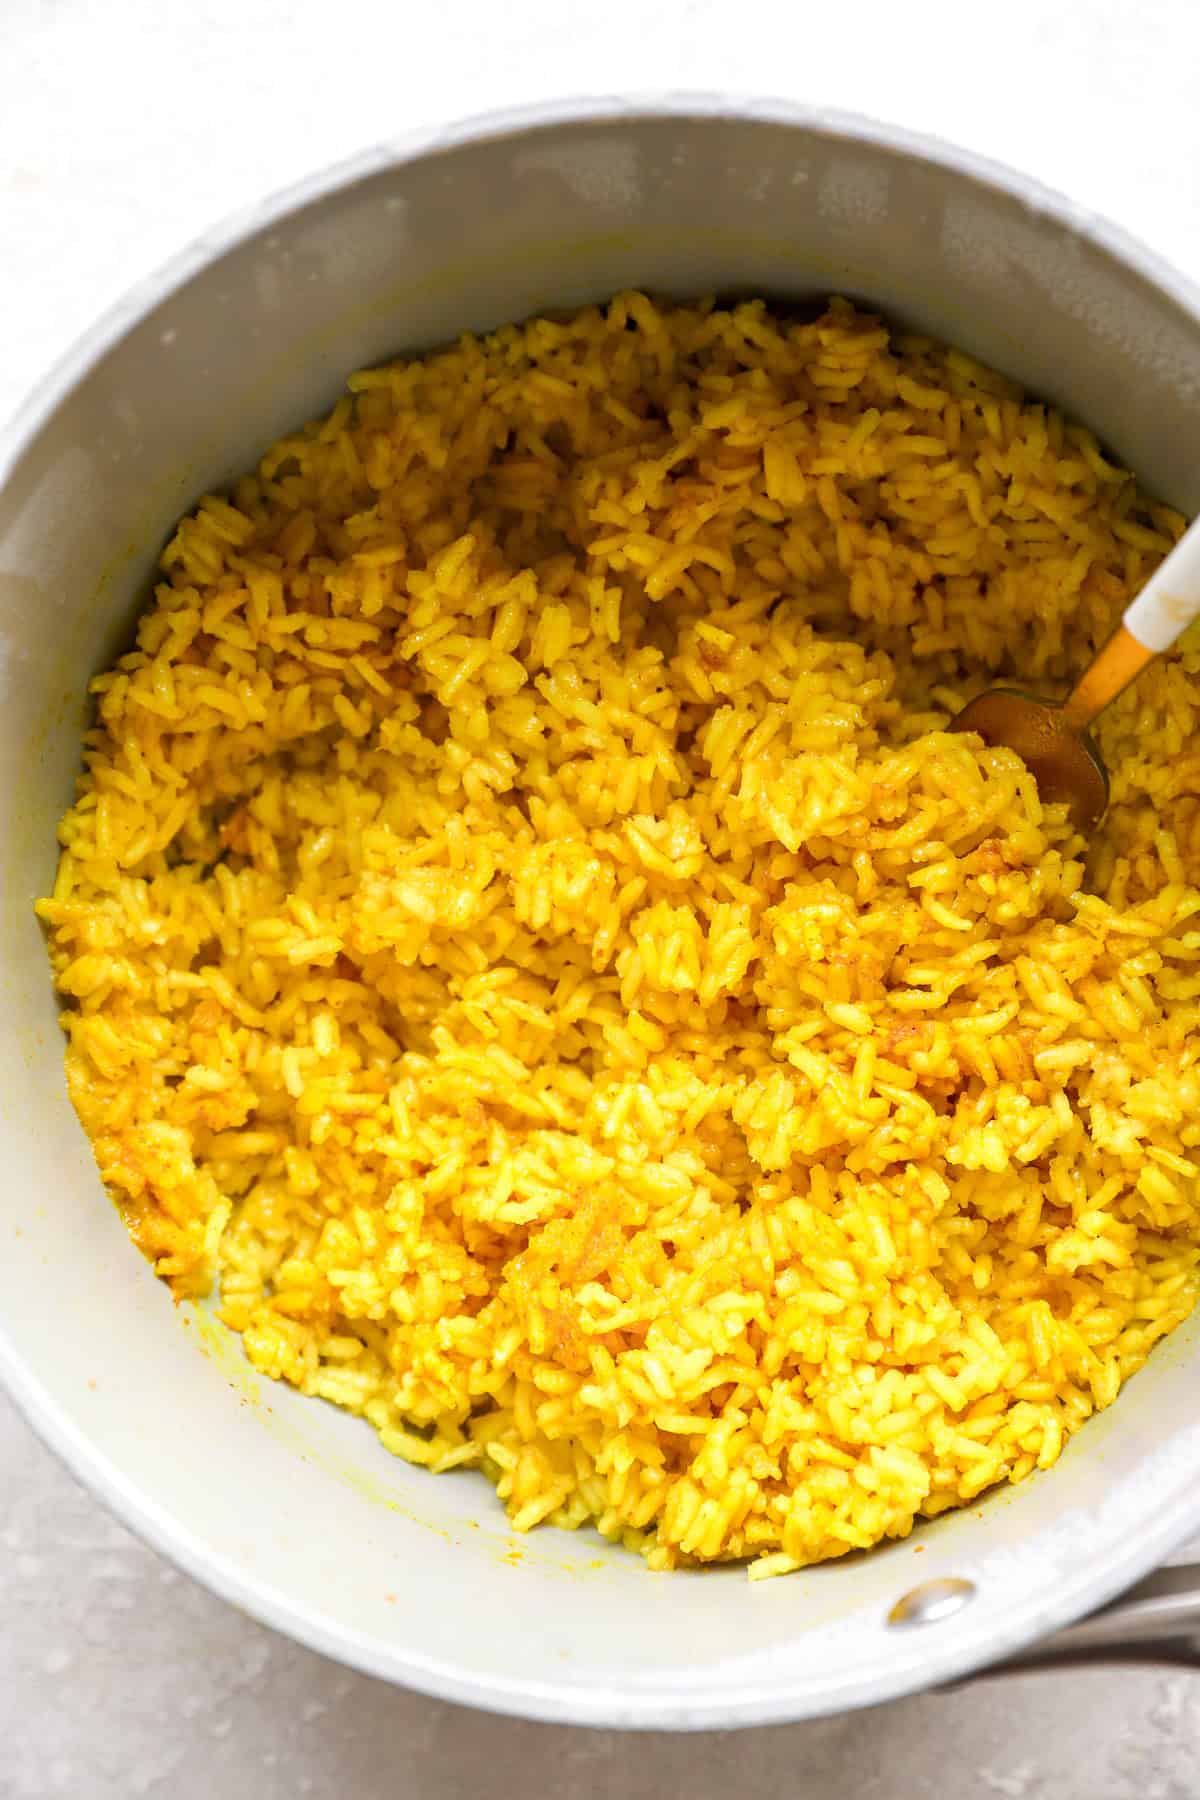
top-left (887, 1577), bottom-right (977, 1628)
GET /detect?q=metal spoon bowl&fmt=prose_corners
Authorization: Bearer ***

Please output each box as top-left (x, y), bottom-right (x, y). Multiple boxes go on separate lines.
top-left (953, 686), bottom-right (1109, 830)
top-left (951, 567), bottom-right (1195, 831)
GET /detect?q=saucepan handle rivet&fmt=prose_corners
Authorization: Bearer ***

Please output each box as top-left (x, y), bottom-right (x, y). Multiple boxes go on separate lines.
top-left (888, 1578), bottom-right (977, 1628)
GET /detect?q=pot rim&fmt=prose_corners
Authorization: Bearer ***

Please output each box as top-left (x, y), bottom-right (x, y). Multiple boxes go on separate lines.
top-left (5, 91), bottom-right (1200, 1729)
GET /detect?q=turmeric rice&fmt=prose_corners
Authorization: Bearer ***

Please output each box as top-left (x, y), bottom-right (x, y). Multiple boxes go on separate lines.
top-left (38, 295), bottom-right (1200, 1573)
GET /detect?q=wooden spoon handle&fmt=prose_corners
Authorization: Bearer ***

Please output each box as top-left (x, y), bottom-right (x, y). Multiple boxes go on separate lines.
top-left (1060, 625), bottom-right (1156, 731)
top-left (1061, 516), bottom-right (1200, 732)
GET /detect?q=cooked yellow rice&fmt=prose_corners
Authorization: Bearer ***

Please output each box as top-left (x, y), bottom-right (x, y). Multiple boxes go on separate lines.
top-left (39, 295), bottom-right (1200, 1574)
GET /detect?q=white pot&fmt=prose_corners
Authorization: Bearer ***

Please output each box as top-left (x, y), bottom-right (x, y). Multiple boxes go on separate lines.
top-left (4, 97), bottom-right (1200, 1729)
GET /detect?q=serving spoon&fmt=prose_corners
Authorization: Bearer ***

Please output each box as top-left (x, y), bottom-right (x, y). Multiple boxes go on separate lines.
top-left (953, 518), bottom-right (1200, 829)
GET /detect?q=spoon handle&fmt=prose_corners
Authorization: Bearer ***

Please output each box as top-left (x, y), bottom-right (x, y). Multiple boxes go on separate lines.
top-left (1060, 626), bottom-right (1155, 731)
top-left (1060, 518), bottom-right (1200, 731)
top-left (1124, 514), bottom-right (1200, 654)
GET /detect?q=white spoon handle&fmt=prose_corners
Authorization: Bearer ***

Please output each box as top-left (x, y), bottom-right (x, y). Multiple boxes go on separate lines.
top-left (1060, 520), bottom-right (1200, 731)
top-left (1124, 515), bottom-right (1200, 652)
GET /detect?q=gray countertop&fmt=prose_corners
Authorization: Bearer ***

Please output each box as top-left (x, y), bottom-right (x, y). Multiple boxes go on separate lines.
top-left (6, 1), bottom-right (1200, 1792)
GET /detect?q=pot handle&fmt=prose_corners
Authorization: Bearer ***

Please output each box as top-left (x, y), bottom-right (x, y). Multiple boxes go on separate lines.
top-left (980, 1565), bottom-right (1200, 1677)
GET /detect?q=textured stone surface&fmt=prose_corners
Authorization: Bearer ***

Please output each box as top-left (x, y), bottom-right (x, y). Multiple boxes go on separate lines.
top-left (6, 1), bottom-right (1200, 1792)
